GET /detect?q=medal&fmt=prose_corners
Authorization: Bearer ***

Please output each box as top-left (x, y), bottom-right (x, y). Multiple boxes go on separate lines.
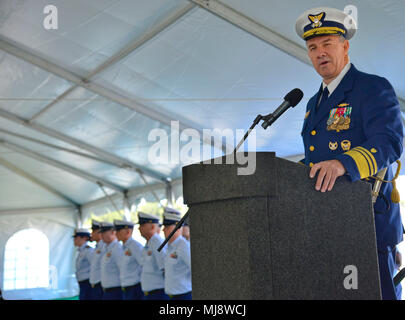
top-left (341, 140), bottom-right (351, 151)
top-left (327, 105), bottom-right (352, 132)
top-left (329, 141), bottom-right (338, 150)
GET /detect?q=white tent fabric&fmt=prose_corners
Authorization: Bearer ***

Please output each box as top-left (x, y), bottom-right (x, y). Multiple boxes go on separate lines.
top-left (0, 0), bottom-right (404, 299)
top-left (0, 207), bottom-right (78, 299)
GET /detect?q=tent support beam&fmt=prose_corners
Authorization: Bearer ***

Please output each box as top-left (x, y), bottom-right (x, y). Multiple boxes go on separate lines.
top-left (0, 128), bottom-right (190, 203)
top-left (77, 207), bottom-right (83, 227)
top-left (138, 171), bottom-right (162, 203)
top-left (0, 156), bottom-right (79, 207)
top-left (166, 181), bottom-right (174, 206)
top-left (0, 108), bottom-right (167, 182)
top-left (28, 3), bottom-right (197, 122)
top-left (85, 3), bottom-right (197, 80)
top-left (81, 178), bottom-right (182, 214)
top-left (0, 29), bottom-right (228, 155)
top-left (0, 127), bottom-right (115, 164)
top-left (190, 0), bottom-right (310, 64)
top-left (0, 206), bottom-right (77, 216)
top-left (29, 86), bottom-right (78, 122)
top-left (97, 182), bottom-right (121, 214)
top-left (123, 192), bottom-right (132, 221)
top-left (0, 139), bottom-right (125, 194)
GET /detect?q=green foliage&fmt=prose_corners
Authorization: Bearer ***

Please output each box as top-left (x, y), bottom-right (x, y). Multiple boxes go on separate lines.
top-left (136, 199), bottom-right (164, 220)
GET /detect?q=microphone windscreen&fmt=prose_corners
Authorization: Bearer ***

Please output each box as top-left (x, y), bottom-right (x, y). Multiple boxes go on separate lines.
top-left (284, 88), bottom-right (304, 107)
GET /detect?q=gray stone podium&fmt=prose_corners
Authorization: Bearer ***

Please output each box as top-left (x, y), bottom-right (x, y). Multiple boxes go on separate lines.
top-left (182, 152), bottom-right (381, 300)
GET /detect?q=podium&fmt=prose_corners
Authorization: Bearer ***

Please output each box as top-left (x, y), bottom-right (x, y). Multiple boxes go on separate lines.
top-left (182, 152), bottom-right (381, 300)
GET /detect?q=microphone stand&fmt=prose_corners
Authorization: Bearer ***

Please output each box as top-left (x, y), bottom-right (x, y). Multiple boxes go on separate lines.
top-left (158, 212), bottom-right (189, 252)
top-left (233, 114), bottom-right (263, 153)
top-left (158, 114), bottom-right (268, 252)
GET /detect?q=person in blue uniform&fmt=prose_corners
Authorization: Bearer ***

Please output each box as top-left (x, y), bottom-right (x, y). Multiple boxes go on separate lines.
top-left (182, 217), bottom-right (190, 241)
top-left (162, 208), bottom-right (192, 300)
top-left (89, 220), bottom-right (104, 300)
top-left (114, 219), bottom-right (144, 300)
top-left (138, 211), bottom-right (169, 300)
top-left (295, 7), bottom-right (404, 300)
top-left (73, 228), bottom-right (94, 300)
top-left (100, 221), bottom-right (124, 300)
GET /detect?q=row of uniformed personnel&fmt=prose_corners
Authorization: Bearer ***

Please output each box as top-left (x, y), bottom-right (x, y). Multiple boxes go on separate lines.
top-left (73, 207), bottom-right (191, 300)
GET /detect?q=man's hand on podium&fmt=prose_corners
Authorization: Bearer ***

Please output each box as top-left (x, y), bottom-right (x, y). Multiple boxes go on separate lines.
top-left (309, 160), bottom-right (346, 192)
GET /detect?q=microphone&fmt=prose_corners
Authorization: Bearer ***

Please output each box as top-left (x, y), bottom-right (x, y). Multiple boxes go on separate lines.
top-left (261, 88), bottom-right (304, 129)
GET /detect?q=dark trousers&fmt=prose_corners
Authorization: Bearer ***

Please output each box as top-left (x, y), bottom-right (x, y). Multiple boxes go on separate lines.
top-left (78, 279), bottom-right (92, 300)
top-left (102, 287), bottom-right (123, 300)
top-left (90, 283), bottom-right (103, 300)
top-left (143, 288), bottom-right (170, 300)
top-left (122, 283), bottom-right (144, 300)
top-left (378, 246), bottom-right (402, 300)
top-left (168, 291), bottom-right (192, 300)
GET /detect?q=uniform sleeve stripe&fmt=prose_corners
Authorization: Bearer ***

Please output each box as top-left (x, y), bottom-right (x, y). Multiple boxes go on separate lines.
top-left (344, 148), bottom-right (371, 179)
top-left (354, 147), bottom-right (376, 175)
top-left (352, 147), bottom-right (375, 176)
top-left (356, 146), bottom-right (378, 175)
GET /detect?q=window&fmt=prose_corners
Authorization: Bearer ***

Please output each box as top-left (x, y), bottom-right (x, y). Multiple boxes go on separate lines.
top-left (3, 229), bottom-right (49, 290)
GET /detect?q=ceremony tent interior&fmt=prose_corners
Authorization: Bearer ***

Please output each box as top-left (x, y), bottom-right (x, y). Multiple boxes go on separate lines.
top-left (0, 0), bottom-right (405, 299)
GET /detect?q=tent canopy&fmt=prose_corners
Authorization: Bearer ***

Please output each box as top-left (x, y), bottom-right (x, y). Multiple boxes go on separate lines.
top-left (1, 0), bottom-right (405, 213)
top-left (1, 0), bottom-right (405, 300)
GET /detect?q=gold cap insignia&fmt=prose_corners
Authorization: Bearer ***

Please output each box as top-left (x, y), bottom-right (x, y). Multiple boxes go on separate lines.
top-left (308, 12), bottom-right (325, 28)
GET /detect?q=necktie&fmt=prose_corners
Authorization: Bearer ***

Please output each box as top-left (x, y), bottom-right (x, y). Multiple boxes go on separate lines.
top-left (317, 86), bottom-right (329, 111)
